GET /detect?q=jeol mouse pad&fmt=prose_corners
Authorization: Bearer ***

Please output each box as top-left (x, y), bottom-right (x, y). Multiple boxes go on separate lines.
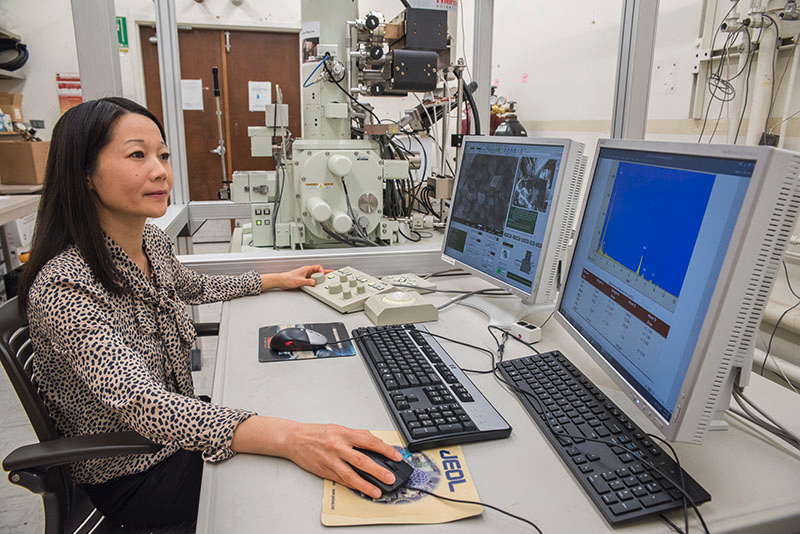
top-left (321, 431), bottom-right (482, 526)
top-left (258, 322), bottom-right (355, 362)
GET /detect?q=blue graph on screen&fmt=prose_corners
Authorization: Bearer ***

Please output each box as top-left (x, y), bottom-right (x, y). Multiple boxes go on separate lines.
top-left (596, 162), bottom-right (715, 298)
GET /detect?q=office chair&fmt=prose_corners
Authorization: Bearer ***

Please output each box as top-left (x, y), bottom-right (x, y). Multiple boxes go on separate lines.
top-left (0, 297), bottom-right (215, 534)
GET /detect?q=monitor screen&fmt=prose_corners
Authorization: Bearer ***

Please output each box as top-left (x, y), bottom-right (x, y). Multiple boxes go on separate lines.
top-left (558, 147), bottom-right (756, 421)
top-left (444, 140), bottom-right (565, 293)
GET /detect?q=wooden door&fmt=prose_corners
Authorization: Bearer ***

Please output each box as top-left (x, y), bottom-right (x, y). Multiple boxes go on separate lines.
top-left (139, 26), bottom-right (301, 201)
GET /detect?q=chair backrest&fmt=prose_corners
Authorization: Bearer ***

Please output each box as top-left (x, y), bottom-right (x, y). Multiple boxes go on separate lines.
top-left (0, 297), bottom-right (60, 442)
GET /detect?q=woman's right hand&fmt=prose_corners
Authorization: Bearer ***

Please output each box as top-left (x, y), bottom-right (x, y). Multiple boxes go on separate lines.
top-left (231, 416), bottom-right (403, 499)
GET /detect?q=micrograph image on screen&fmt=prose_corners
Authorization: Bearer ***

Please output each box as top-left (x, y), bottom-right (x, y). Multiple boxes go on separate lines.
top-left (451, 152), bottom-right (519, 234)
top-left (511, 157), bottom-right (557, 212)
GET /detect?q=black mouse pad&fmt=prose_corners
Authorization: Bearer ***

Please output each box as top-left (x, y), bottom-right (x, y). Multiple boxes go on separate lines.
top-left (258, 322), bottom-right (356, 362)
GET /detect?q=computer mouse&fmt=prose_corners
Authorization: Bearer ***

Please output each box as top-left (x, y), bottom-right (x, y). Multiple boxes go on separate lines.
top-left (269, 327), bottom-right (329, 352)
top-left (351, 447), bottom-right (414, 497)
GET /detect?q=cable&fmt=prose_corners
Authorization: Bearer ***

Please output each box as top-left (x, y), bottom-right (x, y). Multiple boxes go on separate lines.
top-left (759, 277), bottom-right (800, 376)
top-left (769, 27), bottom-right (800, 133)
top-left (762, 14), bottom-right (780, 134)
top-left (458, 69), bottom-right (482, 136)
top-left (647, 433), bottom-right (690, 534)
top-left (436, 288), bottom-right (514, 311)
top-left (539, 310), bottom-right (556, 329)
top-left (733, 386), bottom-right (800, 446)
top-left (302, 53), bottom-right (330, 88)
top-left (660, 514), bottom-right (686, 534)
top-left (0, 39), bottom-right (29, 71)
top-left (488, 325), bottom-right (541, 356)
top-left (397, 226), bottom-right (422, 242)
top-left (405, 486), bottom-right (543, 533)
top-left (697, 1), bottom-right (740, 142)
top-left (322, 57), bottom-right (381, 124)
top-left (735, 25), bottom-right (762, 143)
top-left (458, 0), bottom-right (472, 82)
top-left (423, 268), bottom-right (465, 279)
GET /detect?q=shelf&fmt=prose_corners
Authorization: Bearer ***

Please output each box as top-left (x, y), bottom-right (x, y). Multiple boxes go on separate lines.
top-left (0, 69), bottom-right (24, 81)
top-left (0, 27), bottom-right (21, 41)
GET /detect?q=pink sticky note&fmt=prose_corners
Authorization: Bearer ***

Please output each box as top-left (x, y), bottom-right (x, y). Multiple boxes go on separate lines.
top-left (522, 73), bottom-right (529, 83)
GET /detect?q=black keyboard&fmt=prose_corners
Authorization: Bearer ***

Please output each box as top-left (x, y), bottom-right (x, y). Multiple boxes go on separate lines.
top-left (353, 324), bottom-right (512, 451)
top-left (498, 351), bottom-right (711, 526)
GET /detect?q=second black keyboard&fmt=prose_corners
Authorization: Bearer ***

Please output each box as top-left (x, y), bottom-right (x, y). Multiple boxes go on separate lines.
top-left (353, 324), bottom-right (512, 451)
top-left (498, 351), bottom-right (711, 526)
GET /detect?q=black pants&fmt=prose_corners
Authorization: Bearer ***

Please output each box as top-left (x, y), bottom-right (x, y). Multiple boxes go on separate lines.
top-left (81, 448), bottom-right (203, 528)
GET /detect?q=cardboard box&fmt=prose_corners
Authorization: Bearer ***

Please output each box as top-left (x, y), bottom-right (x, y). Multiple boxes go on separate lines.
top-left (0, 141), bottom-right (49, 185)
top-left (0, 92), bottom-right (23, 122)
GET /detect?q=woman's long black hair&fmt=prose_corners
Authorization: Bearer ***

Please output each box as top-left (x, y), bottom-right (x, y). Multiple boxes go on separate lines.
top-left (17, 97), bottom-right (167, 313)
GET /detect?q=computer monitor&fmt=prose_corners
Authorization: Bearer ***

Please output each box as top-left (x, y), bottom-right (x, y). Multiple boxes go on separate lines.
top-left (556, 139), bottom-right (800, 444)
top-left (441, 136), bottom-right (587, 325)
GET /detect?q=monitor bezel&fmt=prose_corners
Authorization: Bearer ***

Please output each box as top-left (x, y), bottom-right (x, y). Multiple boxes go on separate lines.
top-left (441, 136), bottom-right (578, 304)
top-left (553, 138), bottom-right (775, 439)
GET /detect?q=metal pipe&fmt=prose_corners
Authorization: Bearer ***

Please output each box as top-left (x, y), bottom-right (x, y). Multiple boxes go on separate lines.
top-left (346, 21), bottom-right (356, 94)
top-left (728, 40), bottom-right (751, 143)
top-left (440, 71), bottom-right (450, 177)
top-left (778, 32), bottom-right (800, 147)
top-left (745, 13), bottom-right (777, 145)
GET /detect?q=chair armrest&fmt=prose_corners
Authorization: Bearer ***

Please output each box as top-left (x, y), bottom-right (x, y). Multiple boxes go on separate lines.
top-left (194, 322), bottom-right (219, 337)
top-left (3, 431), bottom-right (162, 472)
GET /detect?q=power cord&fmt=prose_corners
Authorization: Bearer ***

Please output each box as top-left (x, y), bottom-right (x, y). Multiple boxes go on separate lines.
top-left (759, 261), bottom-right (800, 376)
top-left (404, 485), bottom-right (544, 533)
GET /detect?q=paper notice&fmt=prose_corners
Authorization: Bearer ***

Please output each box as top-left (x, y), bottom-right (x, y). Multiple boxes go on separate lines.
top-left (181, 79), bottom-right (203, 111)
top-left (321, 431), bottom-right (482, 526)
top-left (248, 81), bottom-right (271, 112)
top-left (301, 21), bottom-right (321, 63)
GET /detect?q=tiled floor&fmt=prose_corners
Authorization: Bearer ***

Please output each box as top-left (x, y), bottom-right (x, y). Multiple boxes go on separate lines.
top-left (0, 238), bottom-right (229, 532)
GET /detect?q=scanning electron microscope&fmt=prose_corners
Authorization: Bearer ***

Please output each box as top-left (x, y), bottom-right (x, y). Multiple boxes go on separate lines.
top-left (230, 0), bottom-right (471, 248)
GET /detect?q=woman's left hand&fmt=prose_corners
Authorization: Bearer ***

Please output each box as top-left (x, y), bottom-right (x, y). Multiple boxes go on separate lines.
top-left (261, 265), bottom-right (331, 291)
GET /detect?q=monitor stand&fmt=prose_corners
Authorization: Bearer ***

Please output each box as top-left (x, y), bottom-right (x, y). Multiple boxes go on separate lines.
top-left (456, 294), bottom-right (555, 327)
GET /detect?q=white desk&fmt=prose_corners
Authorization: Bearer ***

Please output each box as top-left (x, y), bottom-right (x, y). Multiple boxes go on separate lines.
top-left (197, 275), bottom-right (800, 533)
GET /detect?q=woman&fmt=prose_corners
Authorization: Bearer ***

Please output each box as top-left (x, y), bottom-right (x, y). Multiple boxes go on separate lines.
top-left (17, 97), bottom-right (401, 528)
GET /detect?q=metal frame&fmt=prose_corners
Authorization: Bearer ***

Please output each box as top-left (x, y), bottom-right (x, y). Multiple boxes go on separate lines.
top-left (177, 246), bottom-right (448, 277)
top-left (472, 0), bottom-right (494, 135)
top-left (611, 0), bottom-right (660, 140)
top-left (154, 0), bottom-right (191, 205)
top-left (70, 0), bottom-right (123, 99)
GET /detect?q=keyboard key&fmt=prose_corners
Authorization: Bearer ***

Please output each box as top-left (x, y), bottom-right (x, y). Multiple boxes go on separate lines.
top-left (609, 480), bottom-right (625, 491)
top-left (631, 485), bottom-right (648, 497)
top-left (602, 494), bottom-right (618, 505)
top-left (587, 474), bottom-right (610, 494)
top-left (616, 489), bottom-right (633, 501)
top-left (610, 501), bottom-right (642, 516)
top-left (579, 464), bottom-right (594, 474)
top-left (411, 427), bottom-right (438, 439)
top-left (640, 493), bottom-right (672, 508)
top-left (438, 423), bottom-right (463, 434)
top-left (623, 476), bottom-right (638, 488)
top-left (645, 483), bottom-right (661, 493)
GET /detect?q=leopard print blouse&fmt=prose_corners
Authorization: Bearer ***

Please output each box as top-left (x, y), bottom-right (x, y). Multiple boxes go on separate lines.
top-left (27, 224), bottom-right (261, 485)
